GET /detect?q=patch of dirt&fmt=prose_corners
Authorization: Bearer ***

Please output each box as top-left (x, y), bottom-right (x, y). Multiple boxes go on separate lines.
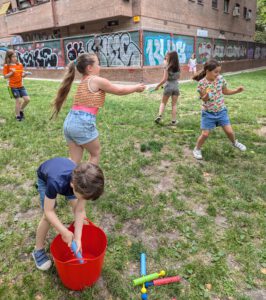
top-left (141, 160), bottom-right (177, 195)
top-left (13, 207), bottom-right (40, 222)
top-left (96, 277), bottom-right (114, 300)
top-left (0, 118), bottom-right (6, 125)
top-left (98, 213), bottom-right (117, 234)
top-left (191, 204), bottom-right (207, 216)
top-left (226, 254), bottom-right (241, 271)
top-left (215, 216), bottom-right (228, 228)
top-left (257, 118), bottom-right (266, 125)
top-left (256, 126), bottom-right (266, 137)
top-left (183, 146), bottom-right (204, 166)
top-left (0, 141), bottom-right (12, 150)
top-left (245, 290), bottom-right (266, 300)
top-left (154, 176), bottom-right (175, 195)
top-left (0, 212), bottom-right (9, 226)
top-left (1, 165), bottom-right (21, 178)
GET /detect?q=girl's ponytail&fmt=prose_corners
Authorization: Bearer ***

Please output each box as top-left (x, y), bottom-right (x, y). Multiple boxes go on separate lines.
top-left (51, 62), bottom-right (75, 119)
top-left (192, 59), bottom-right (221, 81)
top-left (192, 69), bottom-right (206, 81)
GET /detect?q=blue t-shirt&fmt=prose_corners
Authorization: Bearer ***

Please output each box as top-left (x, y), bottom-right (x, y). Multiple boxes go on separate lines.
top-left (37, 157), bottom-right (76, 199)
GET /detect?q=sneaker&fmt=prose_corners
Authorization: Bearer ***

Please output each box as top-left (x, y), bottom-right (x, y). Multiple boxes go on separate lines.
top-left (154, 115), bottom-right (162, 124)
top-left (32, 248), bottom-right (52, 271)
top-left (233, 140), bottom-right (246, 151)
top-left (170, 120), bottom-right (177, 126)
top-left (20, 111), bottom-right (24, 119)
top-left (193, 148), bottom-right (203, 160)
top-left (15, 116), bottom-right (22, 121)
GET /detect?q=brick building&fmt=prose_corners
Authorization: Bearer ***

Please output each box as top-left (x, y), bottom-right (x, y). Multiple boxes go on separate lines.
top-left (0, 0), bottom-right (265, 82)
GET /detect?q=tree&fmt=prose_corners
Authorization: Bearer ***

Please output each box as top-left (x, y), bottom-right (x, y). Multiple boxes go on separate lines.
top-left (255, 0), bottom-right (266, 42)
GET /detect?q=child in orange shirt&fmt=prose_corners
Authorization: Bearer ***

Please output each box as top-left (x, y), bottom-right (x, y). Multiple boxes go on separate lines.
top-left (3, 50), bottom-right (30, 121)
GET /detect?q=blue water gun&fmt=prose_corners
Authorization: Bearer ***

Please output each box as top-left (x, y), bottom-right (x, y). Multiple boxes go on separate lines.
top-left (71, 240), bottom-right (84, 264)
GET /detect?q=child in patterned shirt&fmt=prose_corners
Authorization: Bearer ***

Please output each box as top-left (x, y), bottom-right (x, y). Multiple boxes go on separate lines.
top-left (192, 59), bottom-right (246, 160)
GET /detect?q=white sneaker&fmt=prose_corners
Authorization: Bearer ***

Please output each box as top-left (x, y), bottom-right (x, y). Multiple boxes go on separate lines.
top-left (233, 140), bottom-right (246, 152)
top-left (193, 148), bottom-right (203, 160)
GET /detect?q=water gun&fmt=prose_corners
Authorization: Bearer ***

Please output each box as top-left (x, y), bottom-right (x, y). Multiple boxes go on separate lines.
top-left (133, 270), bottom-right (165, 286)
top-left (205, 88), bottom-right (213, 99)
top-left (71, 240), bottom-right (84, 264)
top-left (140, 253), bottom-right (148, 300)
top-left (145, 275), bottom-right (181, 287)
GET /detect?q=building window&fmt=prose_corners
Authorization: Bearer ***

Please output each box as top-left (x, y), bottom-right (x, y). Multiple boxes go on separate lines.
top-left (246, 9), bottom-right (252, 20)
top-left (233, 3), bottom-right (240, 16)
top-left (243, 6), bottom-right (247, 18)
top-left (224, 0), bottom-right (229, 13)
top-left (212, 0), bottom-right (218, 9)
top-left (197, 0), bottom-right (204, 5)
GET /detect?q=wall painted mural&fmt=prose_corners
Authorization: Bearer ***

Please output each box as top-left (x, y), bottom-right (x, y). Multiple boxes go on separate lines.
top-left (64, 31), bottom-right (141, 67)
top-left (144, 32), bottom-right (194, 66)
top-left (4, 30), bottom-right (266, 69)
top-left (14, 40), bottom-right (64, 68)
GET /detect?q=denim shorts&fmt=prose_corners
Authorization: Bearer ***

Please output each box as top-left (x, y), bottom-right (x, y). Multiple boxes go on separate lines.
top-left (11, 86), bottom-right (28, 99)
top-left (37, 177), bottom-right (76, 209)
top-left (201, 108), bottom-right (231, 130)
top-left (63, 110), bottom-right (98, 145)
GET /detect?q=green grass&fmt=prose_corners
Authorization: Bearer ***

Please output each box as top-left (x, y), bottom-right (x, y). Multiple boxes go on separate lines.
top-left (0, 70), bottom-right (265, 300)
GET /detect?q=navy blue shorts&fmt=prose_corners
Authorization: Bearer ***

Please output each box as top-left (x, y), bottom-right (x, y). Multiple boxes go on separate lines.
top-left (11, 86), bottom-right (28, 99)
top-left (201, 108), bottom-right (231, 130)
top-left (37, 177), bottom-right (76, 210)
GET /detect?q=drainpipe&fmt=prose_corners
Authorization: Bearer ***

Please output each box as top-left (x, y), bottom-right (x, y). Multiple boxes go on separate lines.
top-left (51, 0), bottom-right (58, 27)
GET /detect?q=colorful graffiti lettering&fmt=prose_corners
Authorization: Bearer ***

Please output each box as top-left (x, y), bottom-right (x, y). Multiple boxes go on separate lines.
top-left (66, 41), bottom-right (85, 62)
top-left (16, 47), bottom-right (58, 67)
top-left (198, 42), bottom-right (212, 63)
top-left (86, 32), bottom-right (141, 67)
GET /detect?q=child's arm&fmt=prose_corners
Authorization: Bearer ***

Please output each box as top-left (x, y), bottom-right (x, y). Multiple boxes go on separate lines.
top-left (73, 199), bottom-right (86, 253)
top-left (3, 69), bottom-right (14, 79)
top-left (92, 77), bottom-right (145, 95)
top-left (155, 69), bottom-right (168, 90)
top-left (43, 196), bottom-right (73, 246)
top-left (199, 90), bottom-right (210, 102)
top-left (223, 86), bottom-right (244, 95)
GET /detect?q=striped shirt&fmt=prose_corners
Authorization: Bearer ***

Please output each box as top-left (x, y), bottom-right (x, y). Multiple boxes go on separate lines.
top-left (73, 76), bottom-right (105, 108)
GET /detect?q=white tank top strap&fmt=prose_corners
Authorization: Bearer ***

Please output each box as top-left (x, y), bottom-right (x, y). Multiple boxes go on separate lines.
top-left (87, 75), bottom-right (99, 93)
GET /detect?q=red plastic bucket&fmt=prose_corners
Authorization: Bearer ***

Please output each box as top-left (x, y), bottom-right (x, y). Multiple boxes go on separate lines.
top-left (50, 219), bottom-right (107, 290)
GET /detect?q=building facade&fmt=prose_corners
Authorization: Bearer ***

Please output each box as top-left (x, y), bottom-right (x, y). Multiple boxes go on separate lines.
top-left (0, 0), bottom-right (257, 43)
top-left (0, 0), bottom-right (265, 82)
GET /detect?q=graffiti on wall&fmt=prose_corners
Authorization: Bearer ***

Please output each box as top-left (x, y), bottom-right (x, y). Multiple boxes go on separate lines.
top-left (14, 41), bottom-right (64, 68)
top-left (254, 45), bottom-right (266, 59)
top-left (144, 32), bottom-right (194, 66)
top-left (0, 47), bottom-right (7, 68)
top-left (65, 41), bottom-right (86, 62)
top-left (64, 32), bottom-right (141, 67)
top-left (197, 38), bottom-right (212, 63)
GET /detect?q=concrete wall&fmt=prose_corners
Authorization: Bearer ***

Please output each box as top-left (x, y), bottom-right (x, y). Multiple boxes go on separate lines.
top-left (19, 59), bottom-right (266, 83)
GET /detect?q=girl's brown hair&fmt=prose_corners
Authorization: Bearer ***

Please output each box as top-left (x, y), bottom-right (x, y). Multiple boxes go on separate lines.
top-left (193, 59), bottom-right (221, 81)
top-left (51, 53), bottom-right (97, 119)
top-left (167, 51), bottom-right (180, 73)
top-left (72, 162), bottom-right (104, 201)
top-left (4, 49), bottom-right (18, 65)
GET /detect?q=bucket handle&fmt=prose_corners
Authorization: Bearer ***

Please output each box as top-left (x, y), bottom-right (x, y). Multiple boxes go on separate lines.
top-left (84, 218), bottom-right (97, 227)
top-left (64, 257), bottom-right (91, 264)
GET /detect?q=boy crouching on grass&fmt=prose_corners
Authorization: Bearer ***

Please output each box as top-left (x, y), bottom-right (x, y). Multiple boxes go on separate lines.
top-left (32, 157), bottom-right (104, 270)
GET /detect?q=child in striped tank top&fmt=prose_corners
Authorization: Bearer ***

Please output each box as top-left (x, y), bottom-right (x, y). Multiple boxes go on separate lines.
top-left (52, 53), bottom-right (145, 165)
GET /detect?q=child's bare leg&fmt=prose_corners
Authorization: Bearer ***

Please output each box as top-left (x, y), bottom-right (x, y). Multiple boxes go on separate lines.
top-left (222, 125), bottom-right (235, 143)
top-left (195, 130), bottom-right (210, 149)
top-left (68, 142), bottom-right (84, 164)
top-left (158, 95), bottom-right (170, 116)
top-left (82, 138), bottom-right (101, 165)
top-left (171, 95), bottom-right (178, 121)
top-left (21, 96), bottom-right (30, 111)
top-left (15, 99), bottom-right (21, 116)
top-left (35, 214), bottom-right (50, 250)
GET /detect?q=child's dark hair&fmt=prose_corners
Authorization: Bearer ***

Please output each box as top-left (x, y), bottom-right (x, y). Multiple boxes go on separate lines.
top-left (167, 51), bottom-right (180, 73)
top-left (4, 49), bottom-right (18, 65)
top-left (51, 53), bottom-right (97, 118)
top-left (193, 59), bottom-right (221, 81)
top-left (72, 162), bottom-right (104, 201)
